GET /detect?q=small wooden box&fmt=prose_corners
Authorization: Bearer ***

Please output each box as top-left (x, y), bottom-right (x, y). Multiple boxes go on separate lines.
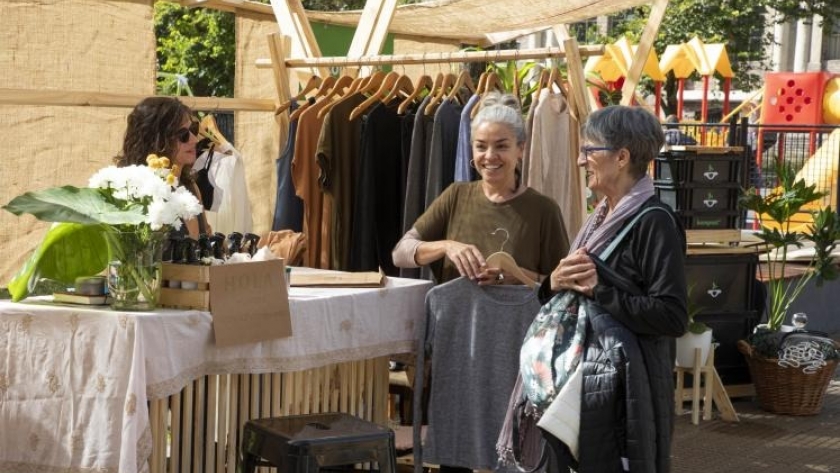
top-left (160, 263), bottom-right (211, 310)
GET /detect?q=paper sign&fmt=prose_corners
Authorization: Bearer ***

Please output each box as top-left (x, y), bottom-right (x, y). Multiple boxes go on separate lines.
top-left (209, 259), bottom-right (292, 347)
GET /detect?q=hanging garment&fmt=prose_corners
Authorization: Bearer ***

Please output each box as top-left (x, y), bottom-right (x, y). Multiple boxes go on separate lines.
top-left (522, 92), bottom-right (539, 187)
top-left (291, 98), bottom-right (331, 268)
top-left (527, 89), bottom-right (583, 243)
top-left (273, 102), bottom-right (304, 232)
top-left (194, 142), bottom-right (253, 235)
top-left (453, 94), bottom-right (481, 182)
top-left (412, 277), bottom-right (540, 473)
top-left (316, 92), bottom-right (366, 270)
top-left (194, 142), bottom-right (219, 211)
top-left (400, 94), bottom-right (435, 280)
top-left (348, 100), bottom-right (407, 276)
top-left (424, 98), bottom-right (463, 208)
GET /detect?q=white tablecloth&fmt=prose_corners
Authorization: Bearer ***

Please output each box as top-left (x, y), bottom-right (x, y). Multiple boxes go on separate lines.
top-left (0, 275), bottom-right (431, 473)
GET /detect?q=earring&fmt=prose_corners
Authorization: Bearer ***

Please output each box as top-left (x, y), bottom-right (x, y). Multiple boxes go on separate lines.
top-left (469, 158), bottom-right (477, 169)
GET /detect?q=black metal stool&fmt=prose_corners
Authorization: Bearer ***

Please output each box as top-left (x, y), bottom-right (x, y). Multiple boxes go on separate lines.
top-left (240, 412), bottom-right (396, 473)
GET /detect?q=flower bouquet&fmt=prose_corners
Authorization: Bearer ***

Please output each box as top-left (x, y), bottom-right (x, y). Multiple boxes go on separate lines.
top-left (3, 155), bottom-right (202, 310)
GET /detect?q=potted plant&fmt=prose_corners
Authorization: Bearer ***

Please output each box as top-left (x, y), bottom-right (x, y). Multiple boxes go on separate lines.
top-left (737, 160), bottom-right (840, 415)
top-left (675, 285), bottom-right (713, 368)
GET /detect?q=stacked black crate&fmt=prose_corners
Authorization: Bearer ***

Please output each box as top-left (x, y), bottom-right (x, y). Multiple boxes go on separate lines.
top-left (655, 146), bottom-right (759, 388)
top-left (685, 252), bottom-right (759, 386)
top-left (653, 147), bottom-right (744, 230)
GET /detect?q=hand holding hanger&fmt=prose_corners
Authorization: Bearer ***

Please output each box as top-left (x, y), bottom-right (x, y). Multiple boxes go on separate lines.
top-left (484, 227), bottom-right (539, 287)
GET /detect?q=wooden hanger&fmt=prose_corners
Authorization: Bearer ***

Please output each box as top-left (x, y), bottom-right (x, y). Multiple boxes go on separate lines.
top-left (485, 228), bottom-right (539, 287)
top-left (546, 66), bottom-right (568, 97)
top-left (288, 75), bottom-right (338, 121)
top-left (349, 71), bottom-right (401, 121)
top-left (485, 71), bottom-right (505, 93)
top-left (446, 69), bottom-right (475, 101)
top-left (275, 75), bottom-right (322, 115)
top-left (315, 74), bottom-right (355, 120)
top-left (198, 114), bottom-right (229, 147)
top-left (475, 70), bottom-right (489, 96)
top-left (382, 74), bottom-right (415, 105)
top-left (470, 70), bottom-right (508, 118)
top-left (424, 72), bottom-right (456, 116)
top-left (397, 73), bottom-right (433, 115)
top-left (358, 70), bottom-right (386, 96)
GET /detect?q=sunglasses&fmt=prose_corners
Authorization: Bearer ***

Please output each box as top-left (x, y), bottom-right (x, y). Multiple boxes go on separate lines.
top-left (173, 122), bottom-right (199, 144)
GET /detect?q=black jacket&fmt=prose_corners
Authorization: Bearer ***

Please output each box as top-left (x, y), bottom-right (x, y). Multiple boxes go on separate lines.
top-left (540, 197), bottom-right (688, 473)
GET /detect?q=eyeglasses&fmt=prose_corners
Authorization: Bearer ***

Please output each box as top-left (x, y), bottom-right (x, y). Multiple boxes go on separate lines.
top-left (174, 123), bottom-right (199, 144)
top-left (579, 146), bottom-right (614, 157)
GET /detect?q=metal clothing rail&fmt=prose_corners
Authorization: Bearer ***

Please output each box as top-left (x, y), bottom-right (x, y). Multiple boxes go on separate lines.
top-left (256, 45), bottom-right (605, 69)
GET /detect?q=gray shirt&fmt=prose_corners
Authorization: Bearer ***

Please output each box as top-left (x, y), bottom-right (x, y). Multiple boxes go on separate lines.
top-left (414, 277), bottom-right (541, 471)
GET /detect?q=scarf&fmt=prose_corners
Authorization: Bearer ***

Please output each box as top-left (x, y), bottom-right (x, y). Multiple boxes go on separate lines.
top-left (496, 175), bottom-right (655, 470)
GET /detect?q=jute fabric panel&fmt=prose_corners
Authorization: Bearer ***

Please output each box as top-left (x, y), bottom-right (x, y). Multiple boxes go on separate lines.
top-left (235, 11), bottom-right (284, 238)
top-left (0, 0), bottom-right (155, 286)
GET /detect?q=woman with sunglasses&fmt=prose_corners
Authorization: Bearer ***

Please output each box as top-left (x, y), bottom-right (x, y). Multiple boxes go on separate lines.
top-left (115, 96), bottom-right (210, 238)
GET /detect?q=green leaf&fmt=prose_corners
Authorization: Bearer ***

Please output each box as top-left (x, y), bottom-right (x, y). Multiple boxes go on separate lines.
top-left (6, 223), bottom-right (109, 301)
top-left (3, 186), bottom-right (146, 226)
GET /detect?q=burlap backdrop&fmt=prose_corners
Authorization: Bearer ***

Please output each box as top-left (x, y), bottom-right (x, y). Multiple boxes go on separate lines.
top-left (235, 11), bottom-right (284, 240)
top-left (0, 1), bottom-right (461, 287)
top-left (0, 0), bottom-right (156, 288)
top-left (0, 2), bottom-right (290, 288)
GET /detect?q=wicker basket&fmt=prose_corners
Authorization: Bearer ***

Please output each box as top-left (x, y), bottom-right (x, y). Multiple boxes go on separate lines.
top-left (737, 340), bottom-right (838, 415)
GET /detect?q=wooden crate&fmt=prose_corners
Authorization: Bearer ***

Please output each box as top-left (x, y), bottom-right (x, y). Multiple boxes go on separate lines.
top-left (160, 263), bottom-right (211, 310)
top-left (686, 229), bottom-right (743, 246)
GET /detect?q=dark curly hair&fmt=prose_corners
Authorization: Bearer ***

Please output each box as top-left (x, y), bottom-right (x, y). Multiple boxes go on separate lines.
top-left (115, 97), bottom-right (194, 183)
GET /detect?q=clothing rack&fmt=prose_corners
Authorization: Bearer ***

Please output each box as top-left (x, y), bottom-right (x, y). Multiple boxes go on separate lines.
top-left (260, 36), bottom-right (601, 121)
top-left (256, 45), bottom-right (605, 69)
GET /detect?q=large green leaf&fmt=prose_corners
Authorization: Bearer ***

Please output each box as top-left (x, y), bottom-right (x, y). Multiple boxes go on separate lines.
top-left (6, 223), bottom-right (109, 301)
top-left (2, 186), bottom-right (146, 226)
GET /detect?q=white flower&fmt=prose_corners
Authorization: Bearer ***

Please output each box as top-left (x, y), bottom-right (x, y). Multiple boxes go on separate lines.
top-left (88, 162), bottom-right (202, 231)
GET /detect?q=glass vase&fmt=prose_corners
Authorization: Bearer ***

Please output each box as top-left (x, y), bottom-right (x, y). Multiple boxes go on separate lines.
top-left (105, 229), bottom-right (166, 311)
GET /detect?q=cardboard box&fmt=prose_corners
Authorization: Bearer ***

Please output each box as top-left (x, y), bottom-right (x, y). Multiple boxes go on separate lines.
top-left (161, 259), bottom-right (292, 347)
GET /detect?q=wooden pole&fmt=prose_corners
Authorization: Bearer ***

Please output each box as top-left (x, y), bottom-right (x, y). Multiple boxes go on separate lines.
top-left (0, 89), bottom-right (275, 111)
top-left (620, 0), bottom-right (669, 105)
top-left (255, 45), bottom-right (605, 69)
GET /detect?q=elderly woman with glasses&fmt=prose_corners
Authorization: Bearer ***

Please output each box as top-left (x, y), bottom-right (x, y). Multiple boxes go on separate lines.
top-left (115, 96), bottom-right (210, 238)
top-left (533, 105), bottom-right (688, 472)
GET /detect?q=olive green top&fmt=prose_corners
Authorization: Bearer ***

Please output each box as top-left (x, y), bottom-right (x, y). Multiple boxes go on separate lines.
top-left (414, 181), bottom-right (569, 283)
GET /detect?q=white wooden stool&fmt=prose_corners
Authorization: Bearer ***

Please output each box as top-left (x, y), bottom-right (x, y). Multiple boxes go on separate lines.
top-left (674, 346), bottom-right (739, 424)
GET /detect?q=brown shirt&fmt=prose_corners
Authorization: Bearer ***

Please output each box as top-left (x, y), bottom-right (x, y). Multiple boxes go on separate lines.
top-left (292, 98), bottom-right (331, 268)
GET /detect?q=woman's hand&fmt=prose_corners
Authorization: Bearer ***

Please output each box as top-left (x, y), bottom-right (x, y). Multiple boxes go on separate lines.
top-left (444, 241), bottom-right (487, 281)
top-left (550, 248), bottom-right (597, 297)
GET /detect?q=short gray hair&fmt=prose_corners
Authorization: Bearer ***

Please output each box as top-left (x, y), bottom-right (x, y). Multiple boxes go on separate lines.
top-left (582, 105), bottom-right (665, 178)
top-left (470, 92), bottom-right (526, 145)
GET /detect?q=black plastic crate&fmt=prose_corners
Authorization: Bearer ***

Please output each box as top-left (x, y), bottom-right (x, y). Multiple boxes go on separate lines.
top-left (686, 252), bottom-right (758, 314)
top-left (685, 252), bottom-right (759, 386)
top-left (677, 210), bottom-right (740, 230)
top-left (654, 150), bottom-right (745, 186)
top-left (656, 185), bottom-right (740, 212)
